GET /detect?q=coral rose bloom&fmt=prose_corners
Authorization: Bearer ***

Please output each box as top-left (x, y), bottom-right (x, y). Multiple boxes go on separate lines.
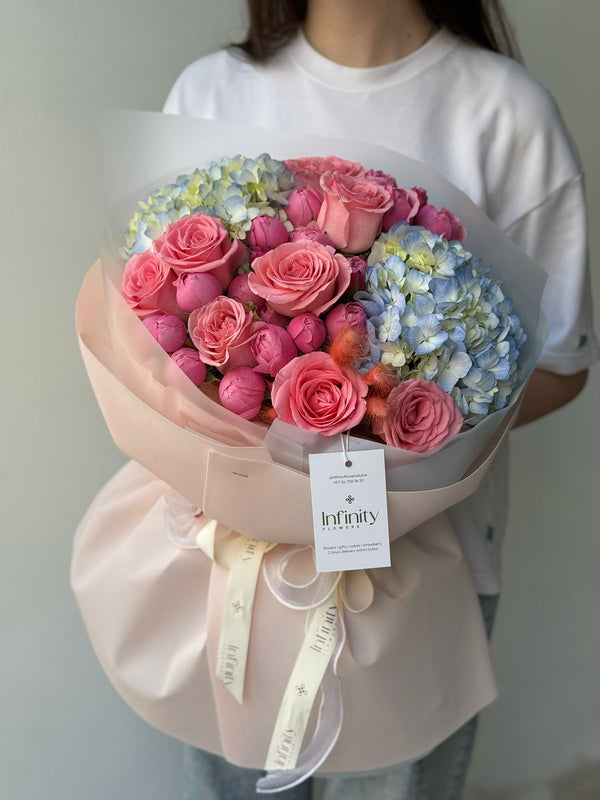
top-left (272, 351), bottom-right (368, 436)
top-left (248, 240), bottom-right (351, 317)
top-left (317, 172), bottom-right (394, 253)
top-left (379, 379), bottom-right (463, 452)
top-left (153, 213), bottom-right (247, 289)
top-left (188, 296), bottom-right (258, 372)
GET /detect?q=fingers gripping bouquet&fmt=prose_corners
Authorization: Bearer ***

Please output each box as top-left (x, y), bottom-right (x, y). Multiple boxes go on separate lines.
top-left (73, 114), bottom-right (546, 793)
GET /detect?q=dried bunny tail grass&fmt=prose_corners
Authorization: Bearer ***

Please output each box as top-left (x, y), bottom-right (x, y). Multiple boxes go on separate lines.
top-left (365, 394), bottom-right (389, 424)
top-left (328, 328), bottom-right (366, 368)
top-left (363, 363), bottom-right (397, 397)
top-left (257, 405), bottom-right (278, 425)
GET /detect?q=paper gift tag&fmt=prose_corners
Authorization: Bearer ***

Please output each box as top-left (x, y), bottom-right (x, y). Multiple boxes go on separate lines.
top-left (308, 449), bottom-right (391, 573)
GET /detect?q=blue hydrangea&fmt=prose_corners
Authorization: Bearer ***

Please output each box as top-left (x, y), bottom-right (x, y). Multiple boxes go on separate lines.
top-left (356, 222), bottom-right (526, 423)
top-left (120, 154), bottom-right (294, 261)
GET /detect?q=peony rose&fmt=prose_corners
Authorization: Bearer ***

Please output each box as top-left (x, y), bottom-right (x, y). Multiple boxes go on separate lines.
top-left (142, 313), bottom-right (188, 353)
top-left (347, 256), bottom-right (367, 292)
top-left (251, 323), bottom-right (297, 377)
top-left (284, 156), bottom-right (365, 195)
top-left (170, 347), bottom-right (207, 385)
top-left (121, 250), bottom-right (179, 316)
top-left (174, 272), bottom-right (223, 312)
top-left (259, 306), bottom-right (289, 327)
top-left (290, 223), bottom-right (335, 248)
top-left (325, 302), bottom-right (367, 340)
top-left (247, 214), bottom-right (289, 251)
top-left (285, 185), bottom-right (323, 227)
top-left (412, 186), bottom-right (428, 206)
top-left (227, 273), bottom-right (266, 311)
top-left (152, 213), bottom-right (247, 288)
top-left (287, 313), bottom-right (327, 354)
top-left (377, 379), bottom-right (463, 452)
top-left (272, 351), bottom-right (368, 436)
top-left (219, 367), bottom-right (266, 420)
top-left (363, 169), bottom-right (398, 192)
top-left (248, 239), bottom-right (351, 317)
top-left (188, 296), bottom-right (258, 372)
top-left (317, 172), bottom-right (394, 253)
top-left (250, 246), bottom-right (268, 265)
top-left (382, 187), bottom-right (425, 231)
top-left (414, 205), bottom-right (466, 242)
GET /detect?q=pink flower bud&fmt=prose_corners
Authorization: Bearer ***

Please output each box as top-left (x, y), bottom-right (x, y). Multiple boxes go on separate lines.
top-left (325, 303), bottom-right (367, 341)
top-left (143, 313), bottom-right (187, 353)
top-left (412, 186), bottom-right (428, 206)
top-left (348, 256), bottom-right (367, 292)
top-left (228, 273), bottom-right (266, 311)
top-left (259, 306), bottom-right (289, 328)
top-left (247, 215), bottom-right (289, 250)
top-left (251, 323), bottom-right (297, 377)
top-left (174, 272), bottom-right (223, 312)
top-left (250, 246), bottom-right (268, 265)
top-left (286, 185), bottom-right (323, 227)
top-left (414, 204), bottom-right (466, 242)
top-left (219, 367), bottom-right (266, 420)
top-left (290, 223), bottom-right (335, 248)
top-left (363, 169), bottom-right (398, 192)
top-left (170, 347), bottom-right (207, 385)
top-left (287, 313), bottom-right (327, 354)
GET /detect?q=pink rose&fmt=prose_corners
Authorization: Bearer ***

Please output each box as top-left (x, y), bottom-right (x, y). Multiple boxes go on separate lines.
top-left (251, 323), bottom-right (297, 377)
top-left (285, 186), bottom-right (323, 227)
top-left (227, 273), bottom-right (266, 311)
top-left (174, 272), bottom-right (223, 312)
top-left (412, 186), bottom-right (428, 206)
top-left (259, 306), bottom-right (289, 327)
top-left (382, 187), bottom-right (424, 231)
top-left (247, 215), bottom-right (289, 250)
top-left (290, 223), bottom-right (335, 248)
top-left (248, 240), bottom-right (351, 317)
top-left (325, 302), bottom-right (367, 340)
top-left (348, 256), bottom-right (367, 292)
top-left (284, 156), bottom-right (365, 196)
top-left (219, 367), bottom-right (266, 420)
top-left (120, 250), bottom-right (179, 316)
top-left (152, 213), bottom-right (247, 289)
top-left (363, 169), bottom-right (398, 192)
top-left (142, 313), bottom-right (188, 353)
top-left (170, 347), bottom-right (207, 385)
top-left (272, 351), bottom-right (367, 436)
top-left (250, 246), bottom-right (268, 265)
top-left (287, 313), bottom-right (327, 354)
top-left (317, 172), bottom-right (394, 253)
top-left (188, 296), bottom-right (258, 372)
top-left (377, 379), bottom-right (463, 452)
top-left (414, 205), bottom-right (466, 242)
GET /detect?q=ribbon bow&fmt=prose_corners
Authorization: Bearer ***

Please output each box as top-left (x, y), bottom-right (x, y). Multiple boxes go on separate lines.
top-left (165, 491), bottom-right (375, 793)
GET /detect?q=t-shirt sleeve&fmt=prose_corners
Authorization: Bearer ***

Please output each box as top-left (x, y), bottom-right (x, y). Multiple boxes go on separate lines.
top-left (501, 173), bottom-right (599, 375)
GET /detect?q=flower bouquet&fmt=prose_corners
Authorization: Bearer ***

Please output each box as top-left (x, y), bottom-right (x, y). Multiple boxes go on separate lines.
top-left (73, 112), bottom-right (547, 791)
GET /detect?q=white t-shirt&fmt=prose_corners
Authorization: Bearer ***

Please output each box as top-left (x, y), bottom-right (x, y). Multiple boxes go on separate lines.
top-left (163, 27), bottom-right (599, 594)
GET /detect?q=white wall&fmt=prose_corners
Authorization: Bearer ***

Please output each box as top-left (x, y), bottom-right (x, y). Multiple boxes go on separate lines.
top-left (2, 2), bottom-right (598, 798)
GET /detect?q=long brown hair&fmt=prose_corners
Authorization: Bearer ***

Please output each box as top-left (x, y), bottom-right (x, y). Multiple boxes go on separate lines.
top-left (235, 0), bottom-right (520, 62)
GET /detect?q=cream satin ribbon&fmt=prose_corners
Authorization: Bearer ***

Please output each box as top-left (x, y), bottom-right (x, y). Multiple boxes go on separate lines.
top-left (165, 493), bottom-right (375, 790)
top-left (257, 546), bottom-right (374, 793)
top-left (164, 489), bottom-right (274, 704)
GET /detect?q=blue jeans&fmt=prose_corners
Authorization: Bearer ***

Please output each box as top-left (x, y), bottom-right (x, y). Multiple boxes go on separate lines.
top-left (183, 593), bottom-right (500, 800)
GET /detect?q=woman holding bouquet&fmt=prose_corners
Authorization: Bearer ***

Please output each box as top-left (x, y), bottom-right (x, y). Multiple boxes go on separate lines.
top-left (163, 1), bottom-right (598, 798)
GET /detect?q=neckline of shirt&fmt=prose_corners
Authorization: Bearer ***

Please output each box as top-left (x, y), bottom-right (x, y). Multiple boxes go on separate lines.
top-left (284, 26), bottom-right (459, 92)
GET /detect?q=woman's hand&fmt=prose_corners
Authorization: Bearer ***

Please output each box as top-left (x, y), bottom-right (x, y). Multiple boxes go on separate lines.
top-left (515, 368), bottom-right (588, 427)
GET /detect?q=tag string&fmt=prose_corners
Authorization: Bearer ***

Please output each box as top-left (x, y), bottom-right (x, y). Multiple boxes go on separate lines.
top-left (340, 432), bottom-right (352, 468)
